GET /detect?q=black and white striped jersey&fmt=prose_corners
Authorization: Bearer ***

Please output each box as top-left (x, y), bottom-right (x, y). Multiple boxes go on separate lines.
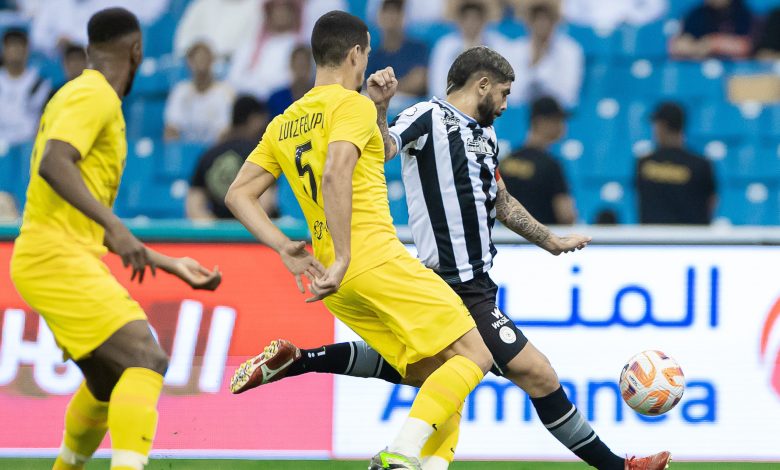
top-left (388, 98), bottom-right (500, 285)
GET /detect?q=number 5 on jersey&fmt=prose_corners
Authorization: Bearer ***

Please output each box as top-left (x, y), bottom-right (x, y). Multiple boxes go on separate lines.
top-left (295, 141), bottom-right (317, 203)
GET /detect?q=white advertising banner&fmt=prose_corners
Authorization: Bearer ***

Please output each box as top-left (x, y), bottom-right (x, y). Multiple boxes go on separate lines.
top-left (332, 246), bottom-right (780, 460)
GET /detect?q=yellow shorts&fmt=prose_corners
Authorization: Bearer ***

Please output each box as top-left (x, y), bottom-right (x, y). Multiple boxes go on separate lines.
top-left (10, 244), bottom-right (147, 361)
top-left (324, 253), bottom-right (475, 377)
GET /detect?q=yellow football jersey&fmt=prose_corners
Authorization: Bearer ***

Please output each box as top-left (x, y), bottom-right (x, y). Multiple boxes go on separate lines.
top-left (247, 83), bottom-right (408, 281)
top-left (15, 69), bottom-right (126, 257)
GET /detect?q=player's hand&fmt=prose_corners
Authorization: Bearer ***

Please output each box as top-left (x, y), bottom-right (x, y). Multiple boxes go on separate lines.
top-left (367, 67), bottom-right (398, 107)
top-left (280, 240), bottom-right (326, 294)
top-left (170, 257), bottom-right (222, 291)
top-left (104, 221), bottom-right (155, 283)
top-left (547, 234), bottom-right (591, 256)
top-left (306, 258), bottom-right (349, 303)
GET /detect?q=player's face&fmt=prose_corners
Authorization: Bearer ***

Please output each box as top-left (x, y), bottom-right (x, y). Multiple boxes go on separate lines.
top-left (124, 32), bottom-right (143, 97)
top-left (476, 81), bottom-right (511, 127)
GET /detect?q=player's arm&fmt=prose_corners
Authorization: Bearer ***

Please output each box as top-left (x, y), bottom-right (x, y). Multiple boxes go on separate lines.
top-left (146, 249), bottom-right (221, 291)
top-left (225, 161), bottom-right (324, 293)
top-left (306, 141), bottom-right (359, 302)
top-left (367, 67), bottom-right (399, 161)
top-left (495, 177), bottom-right (590, 255)
top-left (38, 139), bottom-right (153, 281)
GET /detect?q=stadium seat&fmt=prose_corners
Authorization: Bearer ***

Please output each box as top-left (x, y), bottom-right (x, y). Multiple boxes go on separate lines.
top-left (573, 179), bottom-right (637, 225)
top-left (616, 20), bottom-right (670, 59)
top-left (568, 98), bottom-right (634, 179)
top-left (142, 13), bottom-right (177, 58)
top-left (0, 143), bottom-right (16, 194)
top-left (387, 179), bottom-right (409, 225)
top-left (657, 61), bottom-right (728, 102)
top-left (667, 0), bottom-right (702, 17)
top-left (158, 141), bottom-right (207, 181)
top-left (124, 95), bottom-right (167, 141)
top-left (689, 101), bottom-right (763, 142)
top-left (761, 104), bottom-right (780, 139)
top-left (718, 181), bottom-right (780, 225)
top-left (9, 142), bottom-right (32, 211)
top-left (565, 24), bottom-right (617, 59)
top-left (493, 104), bottom-right (528, 152)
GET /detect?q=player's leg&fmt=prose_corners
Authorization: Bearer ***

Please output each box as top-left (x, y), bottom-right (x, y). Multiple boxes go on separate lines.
top-left (52, 380), bottom-right (109, 470)
top-left (77, 320), bottom-right (168, 470)
top-left (419, 403), bottom-right (462, 470)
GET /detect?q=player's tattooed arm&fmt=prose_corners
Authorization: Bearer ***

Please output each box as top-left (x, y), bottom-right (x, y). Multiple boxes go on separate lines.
top-left (366, 67), bottom-right (399, 161)
top-left (495, 179), bottom-right (552, 247)
top-left (495, 179), bottom-right (592, 255)
top-left (375, 104), bottom-right (398, 161)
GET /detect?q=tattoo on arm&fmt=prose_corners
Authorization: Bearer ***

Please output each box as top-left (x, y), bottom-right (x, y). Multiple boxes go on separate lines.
top-left (495, 184), bottom-right (551, 246)
top-left (376, 105), bottom-right (397, 160)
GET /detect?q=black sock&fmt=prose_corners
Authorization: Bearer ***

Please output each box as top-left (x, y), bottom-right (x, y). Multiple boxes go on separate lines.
top-left (531, 386), bottom-right (624, 470)
top-left (287, 341), bottom-right (402, 384)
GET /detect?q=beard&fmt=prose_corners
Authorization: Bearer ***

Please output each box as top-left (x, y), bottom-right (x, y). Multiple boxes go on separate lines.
top-left (124, 69), bottom-right (137, 97)
top-left (476, 93), bottom-right (498, 127)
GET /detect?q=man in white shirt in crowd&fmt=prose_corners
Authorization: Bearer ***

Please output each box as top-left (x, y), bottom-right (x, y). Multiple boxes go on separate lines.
top-left (164, 40), bottom-right (235, 143)
top-left (0, 28), bottom-right (50, 145)
top-left (508, 0), bottom-right (583, 108)
top-left (428, 1), bottom-right (509, 98)
top-left (227, 0), bottom-right (301, 100)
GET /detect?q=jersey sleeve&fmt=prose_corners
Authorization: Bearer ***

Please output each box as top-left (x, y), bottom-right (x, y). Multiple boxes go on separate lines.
top-left (388, 103), bottom-right (433, 155)
top-left (246, 131), bottom-right (281, 178)
top-left (46, 87), bottom-right (115, 158)
top-left (329, 93), bottom-right (377, 152)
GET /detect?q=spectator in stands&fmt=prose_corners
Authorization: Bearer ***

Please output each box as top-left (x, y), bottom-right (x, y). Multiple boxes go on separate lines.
top-left (754, 7), bottom-right (780, 59)
top-left (499, 96), bottom-right (576, 225)
top-left (0, 191), bottom-right (18, 221)
top-left (669, 0), bottom-right (754, 60)
top-left (0, 28), bottom-right (50, 145)
top-left (187, 96), bottom-right (275, 221)
top-left (47, 43), bottom-right (86, 102)
top-left (30, 0), bottom-right (168, 57)
top-left (366, 0), bottom-right (446, 25)
top-left (268, 45), bottom-right (313, 118)
top-left (636, 102), bottom-right (717, 225)
top-left (175, 0), bottom-right (261, 59)
top-left (367, 0), bottom-right (428, 98)
top-left (228, 0), bottom-right (302, 100)
top-left (508, 1), bottom-right (583, 108)
top-left (165, 41), bottom-right (235, 143)
top-left (562, 0), bottom-right (667, 33)
top-left (428, 1), bottom-right (509, 98)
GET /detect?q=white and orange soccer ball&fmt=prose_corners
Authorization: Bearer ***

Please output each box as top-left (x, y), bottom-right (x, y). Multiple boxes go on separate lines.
top-left (619, 350), bottom-right (685, 416)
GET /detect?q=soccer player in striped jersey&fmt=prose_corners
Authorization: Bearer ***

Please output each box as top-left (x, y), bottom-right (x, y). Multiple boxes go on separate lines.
top-left (233, 47), bottom-right (671, 470)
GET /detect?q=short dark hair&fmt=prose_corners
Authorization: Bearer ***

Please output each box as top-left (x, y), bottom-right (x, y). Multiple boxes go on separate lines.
top-left (63, 44), bottom-right (86, 61)
top-left (311, 11), bottom-right (369, 67)
top-left (446, 46), bottom-right (514, 94)
top-left (651, 101), bottom-right (685, 132)
top-left (458, 1), bottom-right (486, 17)
top-left (87, 8), bottom-right (140, 45)
top-left (232, 95), bottom-right (267, 127)
top-left (381, 0), bottom-right (405, 11)
top-left (2, 28), bottom-right (28, 45)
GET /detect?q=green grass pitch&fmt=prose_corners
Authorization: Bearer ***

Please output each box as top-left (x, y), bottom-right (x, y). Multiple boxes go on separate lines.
top-left (0, 460), bottom-right (775, 469)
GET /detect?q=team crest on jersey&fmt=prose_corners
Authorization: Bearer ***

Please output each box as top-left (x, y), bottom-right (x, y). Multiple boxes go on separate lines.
top-left (466, 135), bottom-right (495, 156)
top-left (442, 114), bottom-right (461, 133)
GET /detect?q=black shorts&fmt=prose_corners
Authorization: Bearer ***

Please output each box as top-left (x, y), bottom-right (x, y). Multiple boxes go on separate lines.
top-left (449, 273), bottom-right (528, 376)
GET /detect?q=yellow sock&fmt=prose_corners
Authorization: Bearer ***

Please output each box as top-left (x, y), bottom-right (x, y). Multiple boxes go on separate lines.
top-left (421, 403), bottom-right (462, 464)
top-left (390, 355), bottom-right (483, 457)
top-left (108, 367), bottom-right (164, 470)
top-left (53, 381), bottom-right (109, 470)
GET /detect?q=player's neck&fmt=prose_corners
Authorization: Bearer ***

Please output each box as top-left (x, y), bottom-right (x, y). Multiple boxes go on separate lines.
top-left (89, 60), bottom-right (130, 99)
top-left (444, 92), bottom-right (479, 120)
top-left (314, 67), bottom-right (358, 92)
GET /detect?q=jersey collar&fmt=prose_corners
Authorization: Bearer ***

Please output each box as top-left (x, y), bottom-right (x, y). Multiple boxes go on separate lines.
top-left (432, 97), bottom-right (479, 127)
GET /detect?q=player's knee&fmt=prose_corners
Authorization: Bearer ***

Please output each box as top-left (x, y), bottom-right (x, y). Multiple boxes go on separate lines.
top-left (146, 346), bottom-right (169, 376)
top-left (506, 350), bottom-right (559, 396)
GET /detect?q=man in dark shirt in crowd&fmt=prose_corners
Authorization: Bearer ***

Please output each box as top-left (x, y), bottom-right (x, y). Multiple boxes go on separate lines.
top-left (636, 102), bottom-right (717, 225)
top-left (367, 0), bottom-right (428, 97)
top-left (187, 95), bottom-right (275, 220)
top-left (499, 96), bottom-right (576, 225)
top-left (755, 6), bottom-right (780, 59)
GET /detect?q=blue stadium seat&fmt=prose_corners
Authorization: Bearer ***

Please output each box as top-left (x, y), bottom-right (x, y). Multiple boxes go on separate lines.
top-left (276, 175), bottom-right (305, 222)
top-left (385, 155), bottom-right (402, 181)
top-left (0, 144), bottom-right (16, 194)
top-left (574, 179), bottom-right (636, 225)
top-left (124, 95), bottom-right (167, 141)
top-left (565, 24), bottom-right (618, 59)
top-left (116, 141), bottom-right (156, 217)
top-left (689, 102), bottom-right (763, 141)
top-left (580, 60), bottom-right (621, 102)
top-left (493, 104), bottom-right (528, 152)
top-left (747, 0), bottom-right (780, 13)
top-left (625, 100), bottom-right (653, 143)
top-left (9, 142), bottom-right (33, 211)
top-left (143, 13), bottom-right (177, 58)
top-left (657, 61), bottom-right (728, 102)
top-left (616, 20), bottom-right (669, 59)
top-left (387, 179), bottom-right (408, 225)
top-left (158, 141), bottom-right (207, 180)
top-left (761, 104), bottom-right (780, 139)
top-left (718, 182), bottom-right (780, 225)
top-left (667, 0), bottom-right (702, 17)
top-left (567, 98), bottom-right (634, 179)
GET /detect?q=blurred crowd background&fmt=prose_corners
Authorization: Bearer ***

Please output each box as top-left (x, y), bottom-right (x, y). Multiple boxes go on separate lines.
top-left (1, 0), bottom-right (779, 227)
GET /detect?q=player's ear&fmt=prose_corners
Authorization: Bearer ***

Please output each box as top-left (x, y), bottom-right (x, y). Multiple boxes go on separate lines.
top-left (130, 37), bottom-right (142, 68)
top-left (348, 44), bottom-right (361, 66)
top-left (477, 76), bottom-right (491, 96)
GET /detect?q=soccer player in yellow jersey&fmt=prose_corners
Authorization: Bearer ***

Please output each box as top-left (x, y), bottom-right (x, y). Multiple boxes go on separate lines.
top-left (9, 8), bottom-right (221, 470)
top-left (225, 11), bottom-right (493, 470)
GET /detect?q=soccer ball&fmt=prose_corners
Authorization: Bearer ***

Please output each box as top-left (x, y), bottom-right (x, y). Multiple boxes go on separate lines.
top-left (619, 350), bottom-right (685, 416)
